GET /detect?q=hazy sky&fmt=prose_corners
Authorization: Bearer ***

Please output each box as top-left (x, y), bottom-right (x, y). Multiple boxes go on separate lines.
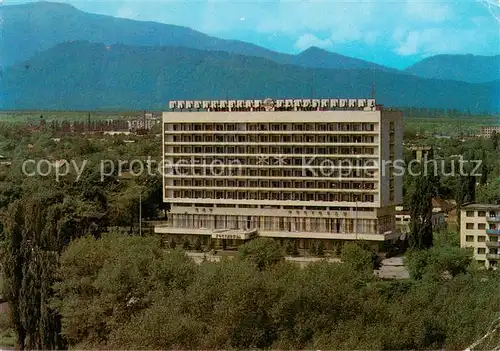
top-left (5, 0), bottom-right (500, 68)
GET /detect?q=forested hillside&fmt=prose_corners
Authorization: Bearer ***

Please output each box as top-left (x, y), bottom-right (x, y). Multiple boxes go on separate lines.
top-left (3, 42), bottom-right (499, 112)
top-left (405, 54), bottom-right (500, 83)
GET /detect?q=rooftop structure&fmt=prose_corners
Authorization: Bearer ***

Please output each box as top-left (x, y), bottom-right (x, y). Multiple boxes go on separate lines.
top-left (168, 98), bottom-right (377, 112)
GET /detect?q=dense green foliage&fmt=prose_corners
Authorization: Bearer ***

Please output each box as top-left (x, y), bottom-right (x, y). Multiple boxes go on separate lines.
top-left (50, 234), bottom-right (500, 350)
top-left (0, 124), bottom-right (164, 349)
top-left (237, 237), bottom-right (285, 270)
top-left (3, 40), bottom-right (498, 112)
top-left (402, 127), bottom-right (500, 207)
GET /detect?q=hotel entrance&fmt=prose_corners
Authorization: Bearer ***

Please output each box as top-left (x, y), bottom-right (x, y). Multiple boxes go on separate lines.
top-left (211, 229), bottom-right (258, 250)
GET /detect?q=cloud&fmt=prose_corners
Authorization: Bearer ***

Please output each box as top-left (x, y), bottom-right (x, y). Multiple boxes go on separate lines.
top-left (116, 7), bottom-right (136, 19)
top-left (294, 34), bottom-right (332, 50)
top-left (395, 27), bottom-right (484, 56)
top-left (404, 1), bottom-right (453, 23)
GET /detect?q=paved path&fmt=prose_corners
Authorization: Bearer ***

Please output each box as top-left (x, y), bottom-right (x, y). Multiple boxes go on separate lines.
top-left (186, 252), bottom-right (409, 279)
top-left (375, 256), bottom-right (410, 279)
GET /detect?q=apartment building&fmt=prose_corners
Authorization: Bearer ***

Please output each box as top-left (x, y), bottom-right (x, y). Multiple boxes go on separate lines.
top-left (460, 203), bottom-right (500, 268)
top-left (155, 98), bottom-right (403, 250)
top-left (480, 126), bottom-right (500, 138)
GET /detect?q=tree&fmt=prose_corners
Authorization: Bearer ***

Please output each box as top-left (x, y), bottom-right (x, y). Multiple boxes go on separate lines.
top-left (340, 242), bottom-right (373, 274)
top-left (53, 233), bottom-right (189, 348)
top-left (492, 131), bottom-right (499, 150)
top-left (405, 245), bottom-right (473, 281)
top-left (237, 238), bottom-right (285, 271)
top-left (408, 164), bottom-right (438, 249)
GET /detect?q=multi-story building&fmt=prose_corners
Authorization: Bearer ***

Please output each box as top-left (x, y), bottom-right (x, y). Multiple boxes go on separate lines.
top-left (128, 116), bottom-right (160, 132)
top-left (460, 203), bottom-right (500, 268)
top-left (480, 126), bottom-right (500, 138)
top-left (155, 98), bottom-right (403, 251)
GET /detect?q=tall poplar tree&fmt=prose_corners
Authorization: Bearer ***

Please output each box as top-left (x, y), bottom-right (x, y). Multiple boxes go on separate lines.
top-left (408, 164), bottom-right (438, 249)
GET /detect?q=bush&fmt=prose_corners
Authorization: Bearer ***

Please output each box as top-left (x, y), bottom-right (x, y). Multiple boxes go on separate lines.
top-left (316, 241), bottom-right (325, 257)
top-left (237, 238), bottom-right (285, 270)
top-left (285, 241), bottom-right (299, 256)
top-left (169, 240), bottom-right (177, 249)
top-left (340, 242), bottom-right (374, 275)
top-left (182, 238), bottom-right (191, 250)
top-left (308, 242), bottom-right (317, 256)
top-left (194, 237), bottom-right (202, 251)
top-left (405, 245), bottom-right (473, 280)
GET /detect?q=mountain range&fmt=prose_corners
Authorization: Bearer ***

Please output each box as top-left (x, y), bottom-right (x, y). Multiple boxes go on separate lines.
top-left (3, 41), bottom-right (498, 112)
top-left (1, 2), bottom-right (499, 112)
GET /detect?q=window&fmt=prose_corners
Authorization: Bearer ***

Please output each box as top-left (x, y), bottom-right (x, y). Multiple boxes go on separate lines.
top-left (466, 235), bottom-right (474, 242)
top-left (478, 211), bottom-right (486, 217)
top-left (478, 248), bottom-right (486, 254)
top-left (466, 211), bottom-right (475, 217)
top-left (478, 235), bottom-right (486, 242)
top-left (478, 223), bottom-right (486, 230)
top-left (466, 223), bottom-right (474, 229)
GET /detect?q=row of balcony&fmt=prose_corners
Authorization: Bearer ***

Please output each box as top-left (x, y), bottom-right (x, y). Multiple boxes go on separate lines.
top-left (486, 229), bottom-right (500, 235)
top-left (485, 241), bottom-right (500, 248)
top-left (486, 216), bottom-right (500, 223)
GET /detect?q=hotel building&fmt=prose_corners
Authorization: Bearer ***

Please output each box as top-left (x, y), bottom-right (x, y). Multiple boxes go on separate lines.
top-left (155, 98), bottom-right (403, 250)
top-left (460, 203), bottom-right (500, 268)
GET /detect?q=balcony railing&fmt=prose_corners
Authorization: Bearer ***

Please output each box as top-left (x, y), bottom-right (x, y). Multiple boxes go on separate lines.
top-left (486, 253), bottom-right (500, 260)
top-left (486, 216), bottom-right (500, 223)
top-left (485, 241), bottom-right (500, 248)
top-left (486, 229), bottom-right (500, 235)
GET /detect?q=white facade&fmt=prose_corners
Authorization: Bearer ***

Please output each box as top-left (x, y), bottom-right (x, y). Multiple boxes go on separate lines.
top-left (156, 98), bottom-right (404, 246)
top-left (460, 204), bottom-right (500, 268)
top-left (128, 118), bottom-right (160, 131)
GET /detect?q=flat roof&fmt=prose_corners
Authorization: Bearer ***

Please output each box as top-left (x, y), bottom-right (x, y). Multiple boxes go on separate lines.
top-left (462, 203), bottom-right (500, 211)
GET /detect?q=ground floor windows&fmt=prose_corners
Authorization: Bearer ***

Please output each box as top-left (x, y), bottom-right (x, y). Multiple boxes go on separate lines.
top-left (167, 214), bottom-right (385, 234)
